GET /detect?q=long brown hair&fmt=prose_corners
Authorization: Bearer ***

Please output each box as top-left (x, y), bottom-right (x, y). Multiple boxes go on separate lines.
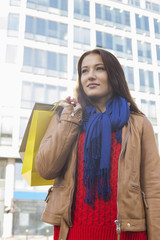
top-left (75, 48), bottom-right (141, 114)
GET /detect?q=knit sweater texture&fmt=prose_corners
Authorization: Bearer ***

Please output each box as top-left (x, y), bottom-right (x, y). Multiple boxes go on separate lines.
top-left (54, 132), bottom-right (147, 240)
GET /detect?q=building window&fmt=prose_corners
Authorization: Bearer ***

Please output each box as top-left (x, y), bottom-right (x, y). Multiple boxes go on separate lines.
top-left (25, 16), bottom-right (34, 38)
top-left (74, 0), bottom-right (90, 21)
top-left (156, 45), bottom-right (160, 64)
top-left (10, 0), bottom-right (21, 6)
top-left (123, 66), bottom-right (134, 90)
top-left (0, 117), bottom-right (13, 146)
top-left (73, 56), bottom-right (79, 75)
top-left (158, 73), bottom-right (160, 94)
top-left (96, 31), bottom-right (103, 48)
top-left (23, 47), bottom-right (33, 69)
top-left (73, 56), bottom-right (79, 80)
top-left (146, 1), bottom-right (160, 13)
top-left (25, 16), bottom-right (68, 46)
top-left (0, 160), bottom-right (7, 179)
top-left (8, 13), bottom-right (19, 31)
top-left (96, 3), bottom-right (101, 19)
top-left (23, 47), bottom-right (67, 76)
top-left (27, 0), bottom-right (68, 16)
top-left (36, 18), bottom-right (46, 36)
top-left (58, 22), bottom-right (68, 45)
top-left (46, 51), bottom-right (67, 73)
top-left (135, 14), bottom-right (149, 35)
top-left (33, 0), bottom-right (48, 8)
top-left (146, 1), bottom-right (151, 9)
top-left (141, 100), bottom-right (157, 125)
top-left (21, 82), bottom-right (45, 109)
top-left (34, 49), bottom-right (46, 69)
top-left (34, 84), bottom-right (45, 103)
top-left (55, 0), bottom-right (68, 12)
top-left (19, 118), bottom-right (28, 140)
top-left (115, 36), bottom-right (123, 52)
top-left (125, 38), bottom-right (132, 55)
top-left (47, 52), bottom-right (57, 71)
top-left (59, 54), bottom-right (67, 72)
top-left (154, 19), bottom-right (160, 38)
top-left (14, 161), bottom-right (27, 190)
top-left (48, 21), bottom-right (58, 39)
top-left (103, 33), bottom-right (113, 49)
top-left (95, 4), bottom-right (130, 30)
top-left (128, 0), bottom-right (140, 7)
top-left (74, 26), bottom-right (90, 46)
top-left (5, 45), bottom-right (17, 64)
top-left (21, 82), bottom-right (34, 109)
top-left (104, 6), bottom-right (112, 21)
top-left (152, 3), bottom-right (160, 12)
top-left (139, 70), bottom-right (154, 94)
top-left (50, 0), bottom-right (58, 8)
top-left (137, 41), bottom-right (152, 64)
top-left (114, 8), bottom-right (123, 25)
top-left (7, 13), bottom-right (19, 36)
top-left (45, 85), bottom-right (57, 103)
top-left (21, 82), bottom-right (67, 109)
top-left (96, 31), bottom-right (132, 59)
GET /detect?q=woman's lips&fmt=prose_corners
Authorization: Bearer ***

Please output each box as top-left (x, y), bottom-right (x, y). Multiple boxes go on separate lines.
top-left (87, 83), bottom-right (99, 88)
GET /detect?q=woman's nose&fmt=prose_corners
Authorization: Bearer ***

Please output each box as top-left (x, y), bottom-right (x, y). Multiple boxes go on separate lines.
top-left (88, 70), bottom-right (96, 80)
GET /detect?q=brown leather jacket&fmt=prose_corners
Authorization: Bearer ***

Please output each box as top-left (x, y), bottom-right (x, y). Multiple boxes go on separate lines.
top-left (35, 103), bottom-right (160, 240)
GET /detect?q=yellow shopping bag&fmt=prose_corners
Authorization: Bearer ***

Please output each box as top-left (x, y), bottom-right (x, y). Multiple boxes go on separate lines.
top-left (19, 102), bottom-right (61, 186)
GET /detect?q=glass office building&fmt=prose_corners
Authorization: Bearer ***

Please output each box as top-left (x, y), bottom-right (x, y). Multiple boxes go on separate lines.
top-left (0, 0), bottom-right (160, 237)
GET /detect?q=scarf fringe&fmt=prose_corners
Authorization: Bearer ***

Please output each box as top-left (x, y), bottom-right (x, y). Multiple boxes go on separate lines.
top-left (83, 168), bottom-right (111, 206)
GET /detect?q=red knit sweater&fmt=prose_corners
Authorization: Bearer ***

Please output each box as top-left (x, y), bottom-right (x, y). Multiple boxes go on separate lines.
top-left (54, 132), bottom-right (147, 240)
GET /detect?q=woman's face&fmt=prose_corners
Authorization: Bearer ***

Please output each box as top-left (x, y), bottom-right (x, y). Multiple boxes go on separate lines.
top-left (80, 53), bottom-right (113, 109)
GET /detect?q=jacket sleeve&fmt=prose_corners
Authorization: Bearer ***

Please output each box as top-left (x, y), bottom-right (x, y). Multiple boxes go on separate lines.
top-left (35, 103), bottom-right (83, 180)
top-left (140, 116), bottom-right (160, 240)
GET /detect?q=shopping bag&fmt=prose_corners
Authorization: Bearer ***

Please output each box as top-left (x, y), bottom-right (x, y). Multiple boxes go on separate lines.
top-left (19, 102), bottom-right (61, 186)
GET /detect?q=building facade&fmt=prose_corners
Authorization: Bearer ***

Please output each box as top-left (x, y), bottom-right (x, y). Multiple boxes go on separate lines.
top-left (0, 0), bottom-right (160, 237)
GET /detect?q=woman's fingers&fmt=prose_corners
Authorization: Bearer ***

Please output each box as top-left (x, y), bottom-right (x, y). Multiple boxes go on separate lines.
top-left (65, 96), bottom-right (81, 108)
top-left (65, 96), bottom-right (77, 104)
top-left (65, 96), bottom-right (71, 102)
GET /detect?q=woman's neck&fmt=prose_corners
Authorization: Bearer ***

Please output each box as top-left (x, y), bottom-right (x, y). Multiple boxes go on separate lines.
top-left (92, 96), bottom-right (113, 113)
top-left (95, 105), bottom-right (106, 113)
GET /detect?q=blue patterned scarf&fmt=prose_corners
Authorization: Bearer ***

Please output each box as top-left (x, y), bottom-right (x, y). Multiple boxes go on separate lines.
top-left (82, 96), bottom-right (130, 206)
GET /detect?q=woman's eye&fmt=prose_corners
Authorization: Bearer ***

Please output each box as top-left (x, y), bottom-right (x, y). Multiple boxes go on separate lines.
top-left (97, 67), bottom-right (104, 71)
top-left (81, 69), bottom-right (87, 74)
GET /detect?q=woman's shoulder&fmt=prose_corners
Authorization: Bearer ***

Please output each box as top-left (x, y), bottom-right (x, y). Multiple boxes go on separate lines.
top-left (130, 111), bottom-right (150, 122)
top-left (130, 112), bottom-right (154, 133)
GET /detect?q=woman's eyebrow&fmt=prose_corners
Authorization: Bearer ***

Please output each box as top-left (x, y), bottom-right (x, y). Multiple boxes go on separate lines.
top-left (81, 63), bottom-right (104, 69)
top-left (95, 63), bottom-right (104, 66)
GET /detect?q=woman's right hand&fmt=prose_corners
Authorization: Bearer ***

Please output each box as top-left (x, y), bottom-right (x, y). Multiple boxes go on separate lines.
top-left (65, 96), bottom-right (81, 110)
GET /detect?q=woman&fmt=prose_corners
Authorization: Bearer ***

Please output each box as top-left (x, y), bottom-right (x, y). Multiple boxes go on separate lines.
top-left (35, 49), bottom-right (160, 240)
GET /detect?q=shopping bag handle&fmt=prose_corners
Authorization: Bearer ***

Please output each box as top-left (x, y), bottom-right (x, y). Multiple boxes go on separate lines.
top-left (51, 100), bottom-right (69, 112)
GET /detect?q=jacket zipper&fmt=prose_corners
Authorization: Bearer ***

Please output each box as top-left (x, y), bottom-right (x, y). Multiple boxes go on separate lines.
top-left (141, 191), bottom-right (149, 209)
top-left (115, 122), bottom-right (131, 239)
top-left (70, 107), bottom-right (80, 117)
top-left (45, 186), bottom-right (54, 203)
top-left (115, 220), bottom-right (121, 240)
top-left (45, 185), bottom-right (64, 203)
